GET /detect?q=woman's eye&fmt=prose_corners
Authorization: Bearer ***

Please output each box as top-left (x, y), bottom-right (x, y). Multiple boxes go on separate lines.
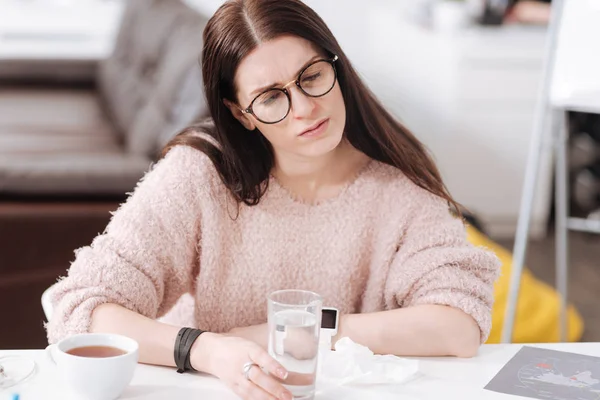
top-left (302, 72), bottom-right (321, 82)
top-left (261, 92), bottom-right (282, 105)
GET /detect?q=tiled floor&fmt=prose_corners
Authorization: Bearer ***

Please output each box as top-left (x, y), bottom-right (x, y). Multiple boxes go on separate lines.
top-left (498, 231), bottom-right (600, 342)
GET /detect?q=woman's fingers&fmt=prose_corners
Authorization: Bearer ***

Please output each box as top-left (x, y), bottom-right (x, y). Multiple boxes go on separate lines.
top-left (234, 379), bottom-right (276, 400)
top-left (209, 336), bottom-right (295, 400)
top-left (247, 365), bottom-right (292, 400)
top-left (249, 346), bottom-right (288, 380)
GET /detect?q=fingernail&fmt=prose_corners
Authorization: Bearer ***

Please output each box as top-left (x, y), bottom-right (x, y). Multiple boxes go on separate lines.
top-left (278, 367), bottom-right (288, 379)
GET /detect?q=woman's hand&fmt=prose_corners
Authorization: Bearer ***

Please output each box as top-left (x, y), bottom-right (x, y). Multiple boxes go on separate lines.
top-left (192, 333), bottom-right (292, 400)
top-left (505, 1), bottom-right (551, 25)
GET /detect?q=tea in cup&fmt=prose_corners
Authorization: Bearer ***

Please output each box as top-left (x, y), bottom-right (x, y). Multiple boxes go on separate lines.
top-left (46, 333), bottom-right (138, 400)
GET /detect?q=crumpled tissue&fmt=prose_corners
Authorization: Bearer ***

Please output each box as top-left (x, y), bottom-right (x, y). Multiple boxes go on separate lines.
top-left (315, 337), bottom-right (420, 398)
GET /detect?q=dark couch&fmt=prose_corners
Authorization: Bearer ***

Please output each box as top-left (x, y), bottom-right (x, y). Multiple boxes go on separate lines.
top-left (0, 0), bottom-right (209, 197)
top-left (0, 0), bottom-right (210, 349)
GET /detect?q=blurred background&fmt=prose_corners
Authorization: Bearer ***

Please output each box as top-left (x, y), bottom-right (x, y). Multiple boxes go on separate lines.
top-left (0, 0), bottom-right (598, 349)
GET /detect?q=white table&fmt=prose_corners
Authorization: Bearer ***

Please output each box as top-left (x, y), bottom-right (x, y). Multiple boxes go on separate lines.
top-left (3, 343), bottom-right (600, 400)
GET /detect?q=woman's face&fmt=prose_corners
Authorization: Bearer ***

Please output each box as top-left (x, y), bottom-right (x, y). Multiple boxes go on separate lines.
top-left (228, 35), bottom-right (346, 160)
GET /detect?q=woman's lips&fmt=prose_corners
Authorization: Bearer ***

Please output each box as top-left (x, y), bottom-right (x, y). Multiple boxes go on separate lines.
top-left (299, 118), bottom-right (329, 137)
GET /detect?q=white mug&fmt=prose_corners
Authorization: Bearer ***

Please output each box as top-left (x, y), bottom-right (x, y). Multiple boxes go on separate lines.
top-left (46, 333), bottom-right (139, 400)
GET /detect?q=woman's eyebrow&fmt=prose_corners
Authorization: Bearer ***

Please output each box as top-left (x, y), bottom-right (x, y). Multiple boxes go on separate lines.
top-left (248, 54), bottom-right (323, 97)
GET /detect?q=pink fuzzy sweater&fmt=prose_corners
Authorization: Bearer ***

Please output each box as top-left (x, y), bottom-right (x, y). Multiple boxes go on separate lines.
top-left (46, 144), bottom-right (500, 344)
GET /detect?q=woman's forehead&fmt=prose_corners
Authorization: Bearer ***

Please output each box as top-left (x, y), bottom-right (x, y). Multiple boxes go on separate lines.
top-left (235, 36), bottom-right (320, 98)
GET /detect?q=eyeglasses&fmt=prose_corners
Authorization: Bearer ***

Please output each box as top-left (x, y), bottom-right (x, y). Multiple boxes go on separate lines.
top-left (240, 55), bottom-right (338, 124)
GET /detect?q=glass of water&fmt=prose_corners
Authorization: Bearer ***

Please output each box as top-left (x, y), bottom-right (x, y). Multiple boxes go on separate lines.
top-left (268, 290), bottom-right (322, 400)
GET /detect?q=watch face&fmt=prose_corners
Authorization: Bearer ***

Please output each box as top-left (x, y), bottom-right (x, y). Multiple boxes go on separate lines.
top-left (321, 309), bottom-right (337, 329)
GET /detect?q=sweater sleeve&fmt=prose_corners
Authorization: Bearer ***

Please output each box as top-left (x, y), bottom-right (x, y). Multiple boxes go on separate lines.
top-left (46, 145), bottom-right (209, 344)
top-left (384, 186), bottom-right (501, 343)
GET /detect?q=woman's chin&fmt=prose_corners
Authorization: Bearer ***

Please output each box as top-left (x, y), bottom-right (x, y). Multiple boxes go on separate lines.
top-left (297, 132), bottom-right (344, 159)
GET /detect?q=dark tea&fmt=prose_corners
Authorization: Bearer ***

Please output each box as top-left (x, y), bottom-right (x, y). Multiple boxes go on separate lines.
top-left (66, 345), bottom-right (127, 358)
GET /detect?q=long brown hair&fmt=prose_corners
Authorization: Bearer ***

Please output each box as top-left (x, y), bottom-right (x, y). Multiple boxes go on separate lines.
top-left (163, 0), bottom-right (460, 213)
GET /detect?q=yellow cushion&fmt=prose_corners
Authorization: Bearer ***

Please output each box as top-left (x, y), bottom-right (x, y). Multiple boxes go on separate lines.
top-left (465, 226), bottom-right (584, 343)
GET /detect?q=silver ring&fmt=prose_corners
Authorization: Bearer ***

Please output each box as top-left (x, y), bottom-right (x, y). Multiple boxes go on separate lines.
top-left (242, 361), bottom-right (259, 380)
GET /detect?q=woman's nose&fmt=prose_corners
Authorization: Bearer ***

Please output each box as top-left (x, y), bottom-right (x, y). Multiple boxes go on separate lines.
top-left (288, 85), bottom-right (317, 119)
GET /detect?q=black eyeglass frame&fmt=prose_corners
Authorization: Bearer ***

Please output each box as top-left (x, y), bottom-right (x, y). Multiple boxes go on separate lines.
top-left (239, 55), bottom-right (339, 125)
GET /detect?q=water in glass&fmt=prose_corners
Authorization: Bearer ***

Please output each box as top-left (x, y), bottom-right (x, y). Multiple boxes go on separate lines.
top-left (268, 290), bottom-right (322, 400)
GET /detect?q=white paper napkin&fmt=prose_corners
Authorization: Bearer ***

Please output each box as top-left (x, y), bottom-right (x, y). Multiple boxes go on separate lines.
top-left (315, 337), bottom-right (420, 398)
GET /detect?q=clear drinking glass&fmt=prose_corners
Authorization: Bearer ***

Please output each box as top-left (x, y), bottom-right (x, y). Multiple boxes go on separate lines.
top-left (0, 355), bottom-right (36, 390)
top-left (268, 290), bottom-right (322, 400)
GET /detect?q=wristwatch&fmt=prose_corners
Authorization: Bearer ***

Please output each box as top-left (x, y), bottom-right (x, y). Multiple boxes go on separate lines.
top-left (320, 307), bottom-right (339, 349)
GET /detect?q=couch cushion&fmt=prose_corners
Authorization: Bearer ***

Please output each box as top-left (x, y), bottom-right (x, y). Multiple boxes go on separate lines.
top-left (0, 130), bottom-right (119, 154)
top-left (0, 88), bottom-right (115, 138)
top-left (98, 0), bottom-right (208, 157)
top-left (0, 88), bottom-right (150, 195)
top-left (0, 152), bottom-right (151, 196)
top-left (126, 27), bottom-right (207, 157)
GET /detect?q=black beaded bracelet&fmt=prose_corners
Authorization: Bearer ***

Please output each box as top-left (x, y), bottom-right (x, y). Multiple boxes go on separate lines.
top-left (174, 327), bottom-right (206, 373)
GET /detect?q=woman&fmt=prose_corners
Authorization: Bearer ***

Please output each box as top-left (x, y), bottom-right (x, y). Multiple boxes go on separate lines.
top-left (47, 0), bottom-right (500, 399)
top-left (506, 0), bottom-right (552, 25)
